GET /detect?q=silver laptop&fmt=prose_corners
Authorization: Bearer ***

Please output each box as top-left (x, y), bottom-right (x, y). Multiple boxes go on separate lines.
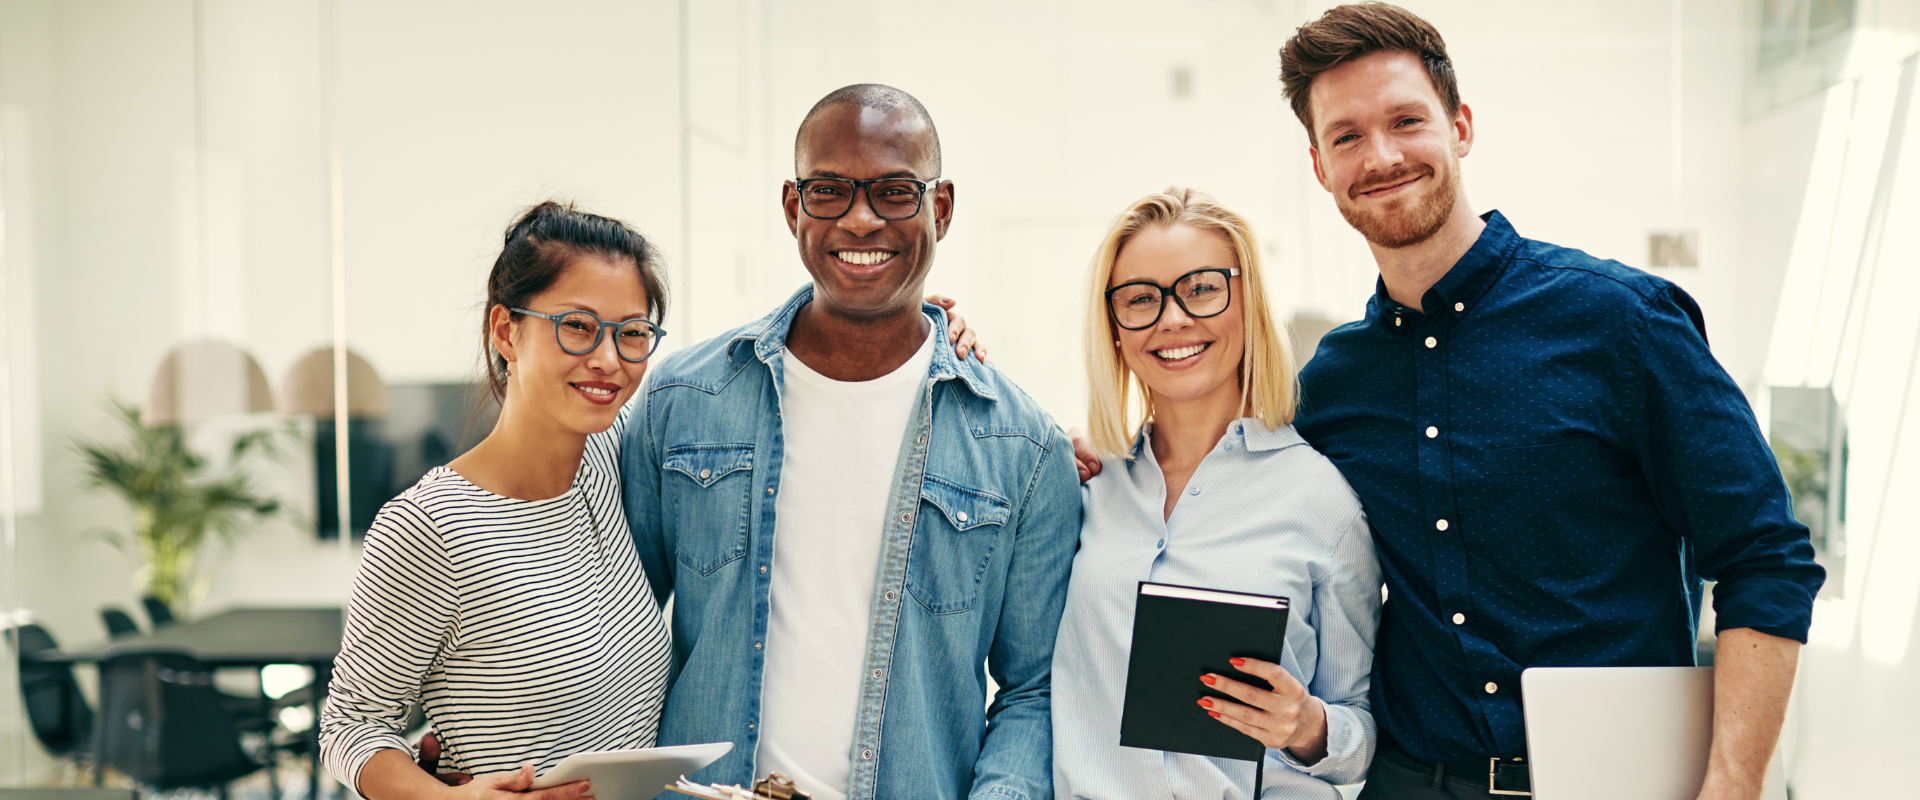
top-left (1521, 667), bottom-right (1785, 800)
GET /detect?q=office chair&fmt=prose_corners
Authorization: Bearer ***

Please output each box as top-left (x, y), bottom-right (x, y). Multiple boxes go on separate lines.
top-left (96, 648), bottom-right (262, 797)
top-left (98, 609), bottom-right (141, 640)
top-left (139, 597), bottom-right (175, 629)
top-left (8, 623), bottom-right (95, 776)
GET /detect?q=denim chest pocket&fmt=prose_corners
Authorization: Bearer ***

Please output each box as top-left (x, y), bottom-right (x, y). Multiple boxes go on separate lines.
top-left (905, 477), bottom-right (1013, 614)
top-left (1471, 436), bottom-right (1630, 578)
top-left (661, 444), bottom-right (755, 575)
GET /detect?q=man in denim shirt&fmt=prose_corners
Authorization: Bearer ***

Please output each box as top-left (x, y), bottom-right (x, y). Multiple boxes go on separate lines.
top-left (622, 84), bottom-right (1080, 800)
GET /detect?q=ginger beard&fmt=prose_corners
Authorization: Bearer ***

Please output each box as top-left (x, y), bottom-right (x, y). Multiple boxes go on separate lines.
top-left (1335, 160), bottom-right (1460, 249)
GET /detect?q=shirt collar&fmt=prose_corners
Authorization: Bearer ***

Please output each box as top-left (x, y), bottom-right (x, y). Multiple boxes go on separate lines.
top-left (726, 283), bottom-right (999, 401)
top-left (1131, 418), bottom-right (1305, 456)
top-left (1370, 209), bottom-right (1523, 336)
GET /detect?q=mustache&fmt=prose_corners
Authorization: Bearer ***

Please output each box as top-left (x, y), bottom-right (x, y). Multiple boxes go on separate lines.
top-left (1349, 166), bottom-right (1431, 199)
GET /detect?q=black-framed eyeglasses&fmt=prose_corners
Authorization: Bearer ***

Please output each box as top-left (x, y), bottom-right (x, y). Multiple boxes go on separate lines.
top-left (1104, 268), bottom-right (1242, 330)
top-left (793, 176), bottom-right (945, 221)
top-left (511, 308), bottom-right (667, 363)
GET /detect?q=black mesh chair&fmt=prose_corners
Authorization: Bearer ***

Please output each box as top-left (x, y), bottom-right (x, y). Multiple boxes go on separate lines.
top-left (8, 623), bottom-right (95, 766)
top-left (98, 609), bottom-right (141, 640)
top-left (139, 597), bottom-right (175, 629)
top-left (96, 648), bottom-right (262, 795)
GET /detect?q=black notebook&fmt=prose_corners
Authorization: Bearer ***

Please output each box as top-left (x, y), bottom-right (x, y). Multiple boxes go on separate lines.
top-left (1118, 581), bottom-right (1291, 762)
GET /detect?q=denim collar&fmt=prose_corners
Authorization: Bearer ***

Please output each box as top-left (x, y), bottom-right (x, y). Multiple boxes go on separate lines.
top-left (726, 283), bottom-right (1000, 402)
top-left (1370, 209), bottom-right (1524, 337)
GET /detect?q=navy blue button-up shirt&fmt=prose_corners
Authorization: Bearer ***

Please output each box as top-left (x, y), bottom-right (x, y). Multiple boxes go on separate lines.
top-left (1293, 211), bottom-right (1825, 764)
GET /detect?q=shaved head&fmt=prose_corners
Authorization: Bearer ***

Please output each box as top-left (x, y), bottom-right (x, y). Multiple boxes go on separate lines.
top-left (794, 83), bottom-right (942, 177)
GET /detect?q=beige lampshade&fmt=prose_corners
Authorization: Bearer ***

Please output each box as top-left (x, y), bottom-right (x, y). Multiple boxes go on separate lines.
top-left (279, 347), bottom-right (391, 419)
top-left (143, 341), bottom-right (276, 426)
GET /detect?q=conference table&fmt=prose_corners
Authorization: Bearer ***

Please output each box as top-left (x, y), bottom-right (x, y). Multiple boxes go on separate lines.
top-left (36, 607), bottom-right (342, 800)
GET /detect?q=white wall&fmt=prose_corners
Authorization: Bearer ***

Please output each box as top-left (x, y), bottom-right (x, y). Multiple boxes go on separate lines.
top-left (1756, 3), bottom-right (1920, 793)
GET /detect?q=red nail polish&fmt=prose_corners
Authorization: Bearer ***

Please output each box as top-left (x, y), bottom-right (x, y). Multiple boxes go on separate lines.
top-left (1200, 674), bottom-right (1217, 686)
top-left (1208, 711), bottom-right (1222, 718)
top-left (1198, 698), bottom-right (1214, 709)
top-left (1230, 657), bottom-right (1246, 667)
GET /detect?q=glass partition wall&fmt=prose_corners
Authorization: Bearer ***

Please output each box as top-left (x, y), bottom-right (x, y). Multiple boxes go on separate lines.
top-left (0, 0), bottom-right (359, 792)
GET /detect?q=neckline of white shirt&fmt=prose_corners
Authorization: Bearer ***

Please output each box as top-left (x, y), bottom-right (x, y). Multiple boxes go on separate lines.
top-left (781, 327), bottom-right (936, 395)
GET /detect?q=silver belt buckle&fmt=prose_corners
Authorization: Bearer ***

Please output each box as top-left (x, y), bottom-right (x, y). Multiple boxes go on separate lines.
top-left (1488, 757), bottom-right (1531, 796)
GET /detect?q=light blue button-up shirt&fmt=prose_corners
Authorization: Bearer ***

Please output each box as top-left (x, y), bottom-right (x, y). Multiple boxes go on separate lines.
top-left (1052, 420), bottom-right (1381, 799)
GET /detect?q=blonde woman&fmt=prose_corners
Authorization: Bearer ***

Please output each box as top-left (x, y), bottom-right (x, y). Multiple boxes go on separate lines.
top-left (1051, 188), bottom-right (1381, 799)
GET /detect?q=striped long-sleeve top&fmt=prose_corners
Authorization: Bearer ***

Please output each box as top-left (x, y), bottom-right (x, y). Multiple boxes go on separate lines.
top-left (320, 414), bottom-right (671, 792)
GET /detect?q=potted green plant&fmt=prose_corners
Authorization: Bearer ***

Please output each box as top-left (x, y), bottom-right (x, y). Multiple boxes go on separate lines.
top-left (75, 400), bottom-right (285, 616)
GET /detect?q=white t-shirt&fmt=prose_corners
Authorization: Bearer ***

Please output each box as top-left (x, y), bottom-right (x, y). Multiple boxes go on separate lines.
top-left (755, 330), bottom-right (936, 800)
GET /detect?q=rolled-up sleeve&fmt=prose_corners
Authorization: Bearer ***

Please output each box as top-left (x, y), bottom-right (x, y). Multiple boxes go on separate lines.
top-left (1271, 507), bottom-right (1381, 785)
top-left (319, 497), bottom-right (456, 795)
top-left (1634, 286), bottom-right (1826, 641)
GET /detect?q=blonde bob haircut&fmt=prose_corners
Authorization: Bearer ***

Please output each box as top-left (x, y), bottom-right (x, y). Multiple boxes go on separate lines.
top-left (1084, 187), bottom-right (1298, 459)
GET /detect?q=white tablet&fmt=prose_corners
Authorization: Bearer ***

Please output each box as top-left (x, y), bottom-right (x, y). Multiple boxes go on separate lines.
top-left (529, 742), bottom-right (734, 800)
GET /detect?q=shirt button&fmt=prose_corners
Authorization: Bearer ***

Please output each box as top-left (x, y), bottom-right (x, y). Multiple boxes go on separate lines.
top-left (884, 590), bottom-right (896, 601)
top-left (1452, 613), bottom-right (1466, 625)
top-left (862, 749), bottom-right (874, 760)
top-left (766, 486), bottom-right (775, 496)
top-left (1436, 519), bottom-right (1450, 531)
top-left (900, 511), bottom-right (913, 523)
top-left (1424, 336), bottom-right (1438, 348)
top-left (754, 641), bottom-right (763, 650)
top-left (1224, 443), bottom-right (1233, 451)
top-left (699, 468), bottom-right (712, 480)
top-left (1188, 486), bottom-right (1201, 496)
top-left (916, 434), bottom-right (927, 444)
top-left (1485, 682), bottom-right (1499, 694)
top-left (749, 722), bottom-right (755, 730)
top-left (1454, 302), bottom-right (1465, 312)
top-left (1155, 539), bottom-right (1165, 548)
top-left (1394, 317), bottom-right (1403, 327)
top-left (957, 511), bottom-right (969, 523)
top-left (1425, 426), bottom-right (1438, 439)
top-left (871, 669), bottom-right (883, 679)
top-left (760, 564), bottom-right (768, 574)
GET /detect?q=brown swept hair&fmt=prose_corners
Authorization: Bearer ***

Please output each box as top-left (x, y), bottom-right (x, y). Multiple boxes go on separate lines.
top-left (1279, 2), bottom-right (1460, 146)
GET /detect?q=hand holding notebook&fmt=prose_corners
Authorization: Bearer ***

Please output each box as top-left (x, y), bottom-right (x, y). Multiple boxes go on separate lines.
top-left (1199, 655), bottom-right (1329, 763)
top-left (1119, 582), bottom-right (1295, 799)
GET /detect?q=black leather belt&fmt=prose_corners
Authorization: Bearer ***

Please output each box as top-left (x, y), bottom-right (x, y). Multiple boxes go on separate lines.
top-left (1389, 743), bottom-right (1533, 796)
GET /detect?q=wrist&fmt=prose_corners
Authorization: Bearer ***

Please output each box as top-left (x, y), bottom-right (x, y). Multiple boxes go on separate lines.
top-left (1284, 697), bottom-right (1331, 765)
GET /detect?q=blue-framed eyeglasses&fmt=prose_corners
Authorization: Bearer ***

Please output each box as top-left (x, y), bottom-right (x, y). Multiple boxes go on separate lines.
top-left (511, 307), bottom-right (666, 363)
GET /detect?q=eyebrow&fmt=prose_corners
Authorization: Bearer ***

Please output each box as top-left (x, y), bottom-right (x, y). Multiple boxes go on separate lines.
top-left (542, 301), bottom-right (650, 320)
top-left (806, 169), bottom-right (923, 180)
top-left (1320, 100), bottom-right (1430, 140)
top-left (1110, 266), bottom-right (1225, 286)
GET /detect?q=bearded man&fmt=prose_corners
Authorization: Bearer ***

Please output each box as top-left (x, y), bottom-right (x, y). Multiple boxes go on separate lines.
top-left (1276, 5), bottom-right (1825, 799)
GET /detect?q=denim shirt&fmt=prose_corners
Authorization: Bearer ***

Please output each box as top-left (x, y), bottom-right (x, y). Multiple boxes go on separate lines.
top-left (623, 284), bottom-right (1081, 800)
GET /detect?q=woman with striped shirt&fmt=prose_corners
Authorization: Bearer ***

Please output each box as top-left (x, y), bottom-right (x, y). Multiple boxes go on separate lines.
top-left (320, 202), bottom-right (673, 800)
top-left (1053, 189), bottom-right (1382, 799)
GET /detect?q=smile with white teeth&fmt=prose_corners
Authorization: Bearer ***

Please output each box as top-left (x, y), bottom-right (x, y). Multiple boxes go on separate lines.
top-left (573, 384), bottom-right (614, 396)
top-left (1154, 343), bottom-right (1209, 360)
top-left (835, 250), bottom-right (896, 266)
